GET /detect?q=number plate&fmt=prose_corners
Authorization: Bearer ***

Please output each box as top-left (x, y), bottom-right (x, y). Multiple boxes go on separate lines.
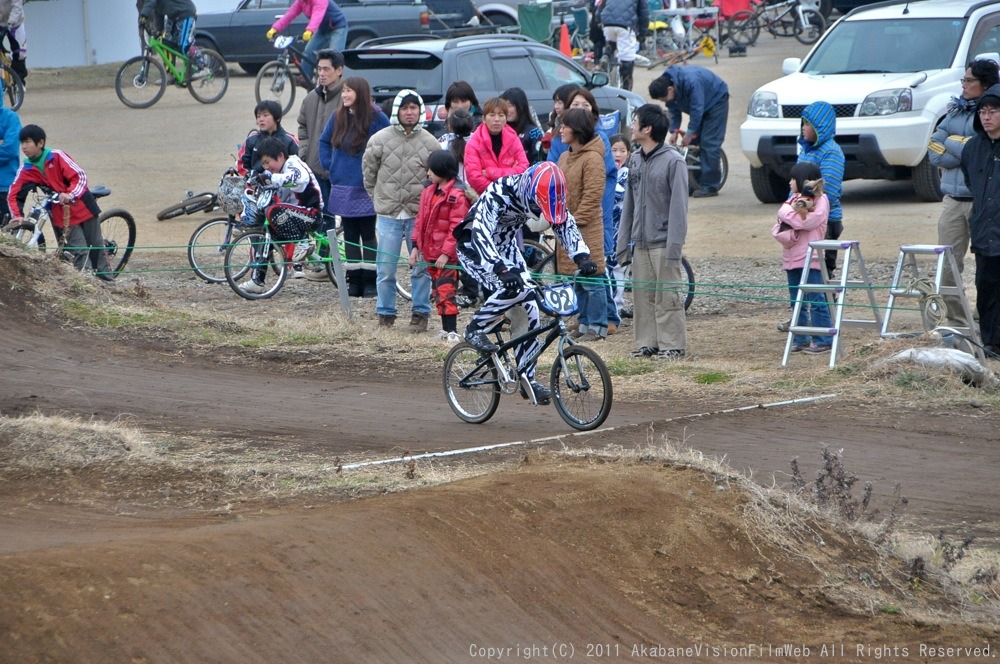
top-left (539, 283), bottom-right (578, 316)
top-left (274, 35), bottom-right (294, 49)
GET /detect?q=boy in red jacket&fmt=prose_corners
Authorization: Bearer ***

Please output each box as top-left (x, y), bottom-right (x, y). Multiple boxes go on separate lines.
top-left (410, 150), bottom-right (476, 341)
top-left (7, 125), bottom-right (111, 280)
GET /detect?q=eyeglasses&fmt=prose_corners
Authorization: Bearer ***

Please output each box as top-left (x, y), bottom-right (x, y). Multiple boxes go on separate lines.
top-left (962, 77), bottom-right (981, 84)
top-left (978, 108), bottom-right (1000, 118)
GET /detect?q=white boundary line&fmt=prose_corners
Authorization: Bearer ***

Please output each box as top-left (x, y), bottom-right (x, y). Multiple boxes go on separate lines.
top-left (329, 393), bottom-right (839, 473)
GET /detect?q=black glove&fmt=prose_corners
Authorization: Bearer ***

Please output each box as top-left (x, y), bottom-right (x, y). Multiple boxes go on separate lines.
top-left (497, 269), bottom-right (523, 294)
top-left (574, 253), bottom-right (598, 276)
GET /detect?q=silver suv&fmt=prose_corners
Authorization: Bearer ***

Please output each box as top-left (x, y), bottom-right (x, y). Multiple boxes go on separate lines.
top-left (740, 0), bottom-right (1000, 203)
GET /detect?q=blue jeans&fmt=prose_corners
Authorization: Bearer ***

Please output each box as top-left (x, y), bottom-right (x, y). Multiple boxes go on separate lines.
top-left (576, 274), bottom-right (608, 337)
top-left (376, 215), bottom-right (431, 317)
top-left (786, 267), bottom-right (832, 347)
top-left (301, 25), bottom-right (348, 81)
top-left (696, 93), bottom-right (729, 192)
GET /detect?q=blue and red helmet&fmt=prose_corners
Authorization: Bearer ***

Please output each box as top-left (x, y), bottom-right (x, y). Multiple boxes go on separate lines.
top-left (524, 162), bottom-right (568, 225)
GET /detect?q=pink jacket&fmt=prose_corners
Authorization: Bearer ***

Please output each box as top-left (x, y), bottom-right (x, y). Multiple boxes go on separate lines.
top-left (272, 0), bottom-right (335, 34)
top-left (771, 194), bottom-right (829, 271)
top-left (464, 124), bottom-right (529, 194)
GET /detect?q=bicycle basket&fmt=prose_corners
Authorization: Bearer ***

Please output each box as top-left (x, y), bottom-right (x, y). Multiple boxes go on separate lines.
top-left (218, 174), bottom-right (246, 216)
top-left (538, 282), bottom-right (578, 317)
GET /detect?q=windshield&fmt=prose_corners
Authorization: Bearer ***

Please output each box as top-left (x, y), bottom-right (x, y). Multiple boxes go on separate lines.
top-left (802, 18), bottom-right (966, 75)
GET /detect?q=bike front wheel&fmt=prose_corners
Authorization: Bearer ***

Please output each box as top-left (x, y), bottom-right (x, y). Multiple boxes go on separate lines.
top-left (0, 64), bottom-right (24, 111)
top-left (115, 55), bottom-right (167, 109)
top-left (551, 345), bottom-right (612, 431)
top-left (157, 191), bottom-right (218, 220)
top-left (255, 61), bottom-right (296, 118)
top-left (224, 231), bottom-right (288, 299)
top-left (794, 9), bottom-right (826, 45)
top-left (98, 209), bottom-right (137, 277)
top-left (685, 145), bottom-right (729, 193)
top-left (188, 48), bottom-right (229, 104)
top-left (188, 216), bottom-right (236, 283)
top-left (443, 342), bottom-right (501, 424)
top-left (726, 10), bottom-right (760, 47)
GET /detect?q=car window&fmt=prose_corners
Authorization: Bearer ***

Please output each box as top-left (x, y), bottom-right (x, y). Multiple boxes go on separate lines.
top-left (803, 18), bottom-right (966, 74)
top-left (970, 13), bottom-right (1000, 60)
top-left (532, 52), bottom-right (586, 89)
top-left (493, 54), bottom-right (544, 90)
top-left (343, 52), bottom-right (444, 101)
top-left (456, 50), bottom-right (497, 93)
top-left (258, 0), bottom-right (291, 9)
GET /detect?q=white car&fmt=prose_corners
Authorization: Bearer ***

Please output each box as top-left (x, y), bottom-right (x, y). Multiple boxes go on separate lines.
top-left (740, 0), bottom-right (1000, 203)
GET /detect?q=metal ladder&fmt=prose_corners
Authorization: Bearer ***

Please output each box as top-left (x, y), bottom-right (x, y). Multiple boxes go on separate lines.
top-left (782, 240), bottom-right (883, 369)
top-left (881, 244), bottom-right (984, 362)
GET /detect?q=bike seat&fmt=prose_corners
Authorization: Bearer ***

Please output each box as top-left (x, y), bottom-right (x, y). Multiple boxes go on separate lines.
top-left (91, 185), bottom-right (111, 199)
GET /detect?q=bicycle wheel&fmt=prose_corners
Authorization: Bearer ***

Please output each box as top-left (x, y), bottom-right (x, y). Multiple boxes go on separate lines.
top-left (188, 48), bottom-right (229, 104)
top-left (115, 55), bottom-right (167, 109)
top-left (97, 209), bottom-right (136, 277)
top-left (443, 342), bottom-right (501, 424)
top-left (727, 11), bottom-right (760, 47)
top-left (395, 238), bottom-right (413, 302)
top-left (224, 231), bottom-right (288, 299)
top-left (157, 192), bottom-right (218, 221)
top-left (794, 9), bottom-right (826, 45)
top-left (550, 345), bottom-right (612, 431)
top-left (0, 64), bottom-right (24, 111)
top-left (681, 255), bottom-right (695, 312)
top-left (533, 251), bottom-right (559, 286)
top-left (188, 216), bottom-right (235, 283)
top-left (255, 61), bottom-right (296, 118)
top-left (686, 146), bottom-right (729, 193)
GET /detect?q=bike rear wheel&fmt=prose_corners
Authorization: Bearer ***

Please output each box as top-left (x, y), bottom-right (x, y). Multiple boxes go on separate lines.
top-left (224, 231), bottom-right (288, 299)
top-left (551, 345), bottom-right (612, 431)
top-left (255, 61), bottom-right (296, 118)
top-left (727, 10), bottom-right (760, 47)
top-left (115, 55), bottom-right (167, 109)
top-left (188, 216), bottom-right (237, 283)
top-left (443, 342), bottom-right (501, 424)
top-left (0, 64), bottom-right (24, 111)
top-left (686, 145), bottom-right (728, 193)
top-left (98, 209), bottom-right (137, 277)
top-left (157, 191), bottom-right (218, 220)
top-left (794, 9), bottom-right (826, 45)
top-left (188, 48), bottom-right (229, 104)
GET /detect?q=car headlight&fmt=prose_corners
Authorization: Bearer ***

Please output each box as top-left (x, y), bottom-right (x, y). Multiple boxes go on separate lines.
top-left (860, 88), bottom-right (912, 116)
top-left (748, 91), bottom-right (778, 118)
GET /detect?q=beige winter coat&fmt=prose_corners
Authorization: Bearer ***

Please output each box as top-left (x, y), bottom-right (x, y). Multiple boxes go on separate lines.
top-left (362, 124), bottom-right (440, 218)
top-left (557, 135), bottom-right (607, 275)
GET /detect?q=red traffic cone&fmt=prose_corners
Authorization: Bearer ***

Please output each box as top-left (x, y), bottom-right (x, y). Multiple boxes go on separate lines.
top-left (559, 23), bottom-right (572, 57)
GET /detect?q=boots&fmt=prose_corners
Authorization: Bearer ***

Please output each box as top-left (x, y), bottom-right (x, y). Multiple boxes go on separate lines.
top-left (361, 269), bottom-right (378, 298)
top-left (346, 270), bottom-right (363, 297)
top-left (619, 60), bottom-right (634, 92)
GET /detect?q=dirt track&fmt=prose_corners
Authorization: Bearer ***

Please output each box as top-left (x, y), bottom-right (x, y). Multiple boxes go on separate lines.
top-left (4, 37), bottom-right (1000, 662)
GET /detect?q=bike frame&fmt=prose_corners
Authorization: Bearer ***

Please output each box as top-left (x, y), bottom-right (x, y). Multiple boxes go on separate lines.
top-left (757, 0), bottom-right (810, 31)
top-left (146, 33), bottom-right (192, 85)
top-left (274, 37), bottom-right (317, 78)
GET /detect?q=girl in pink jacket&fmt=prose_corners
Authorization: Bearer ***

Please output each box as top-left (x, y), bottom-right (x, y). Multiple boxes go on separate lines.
top-left (464, 97), bottom-right (529, 194)
top-left (771, 161), bottom-right (832, 353)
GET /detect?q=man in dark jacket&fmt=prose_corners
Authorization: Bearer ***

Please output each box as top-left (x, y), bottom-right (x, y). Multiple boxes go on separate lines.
top-left (648, 65), bottom-right (728, 198)
top-left (961, 83), bottom-right (1000, 355)
top-left (297, 49), bottom-right (343, 203)
top-left (598, 0), bottom-right (648, 91)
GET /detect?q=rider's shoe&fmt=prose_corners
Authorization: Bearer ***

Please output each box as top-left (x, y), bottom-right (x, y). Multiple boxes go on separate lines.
top-left (520, 380), bottom-right (552, 405)
top-left (291, 240), bottom-right (314, 262)
top-left (464, 328), bottom-right (499, 353)
top-left (239, 279), bottom-right (266, 294)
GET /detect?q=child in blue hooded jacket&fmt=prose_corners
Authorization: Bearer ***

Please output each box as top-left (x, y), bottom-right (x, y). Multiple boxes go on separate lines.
top-left (797, 101), bottom-right (845, 276)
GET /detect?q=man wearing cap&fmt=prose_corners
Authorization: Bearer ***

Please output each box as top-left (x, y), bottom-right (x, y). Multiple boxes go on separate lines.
top-left (961, 81), bottom-right (1000, 357)
top-left (648, 65), bottom-right (728, 198)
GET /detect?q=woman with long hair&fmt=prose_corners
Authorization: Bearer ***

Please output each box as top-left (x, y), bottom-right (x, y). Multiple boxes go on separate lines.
top-left (500, 87), bottom-right (544, 164)
top-left (319, 76), bottom-right (390, 296)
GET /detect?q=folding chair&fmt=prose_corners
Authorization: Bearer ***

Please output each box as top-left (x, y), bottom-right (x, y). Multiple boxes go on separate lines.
top-left (518, 3), bottom-right (555, 45)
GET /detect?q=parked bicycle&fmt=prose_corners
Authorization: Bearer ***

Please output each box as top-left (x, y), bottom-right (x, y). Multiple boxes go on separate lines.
top-left (0, 44), bottom-right (24, 111)
top-left (727, 0), bottom-right (825, 47)
top-left (443, 276), bottom-right (613, 431)
top-left (115, 26), bottom-right (229, 109)
top-left (3, 185), bottom-right (137, 278)
top-left (681, 142), bottom-right (729, 194)
top-left (255, 36), bottom-right (317, 118)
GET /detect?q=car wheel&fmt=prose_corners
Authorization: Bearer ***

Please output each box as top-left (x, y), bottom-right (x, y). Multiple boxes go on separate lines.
top-left (239, 62), bottom-right (262, 75)
top-left (749, 165), bottom-right (789, 204)
top-left (483, 11), bottom-right (517, 28)
top-left (912, 154), bottom-right (943, 202)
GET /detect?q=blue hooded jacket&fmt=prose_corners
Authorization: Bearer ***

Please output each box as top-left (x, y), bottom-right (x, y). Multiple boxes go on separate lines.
top-left (0, 101), bottom-right (21, 191)
top-left (797, 101), bottom-right (844, 223)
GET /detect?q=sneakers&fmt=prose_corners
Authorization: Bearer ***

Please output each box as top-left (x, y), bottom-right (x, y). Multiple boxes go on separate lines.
top-left (577, 331), bottom-right (606, 343)
top-left (804, 344), bottom-right (832, 354)
top-left (520, 379), bottom-right (552, 405)
top-left (408, 312), bottom-right (429, 334)
top-left (239, 279), bottom-right (266, 294)
top-left (777, 319), bottom-right (791, 333)
top-left (653, 349), bottom-right (686, 360)
top-left (291, 264), bottom-right (305, 279)
top-left (692, 187), bottom-right (718, 198)
top-left (790, 343), bottom-right (810, 353)
top-left (438, 330), bottom-right (462, 343)
top-left (304, 266), bottom-right (330, 282)
top-left (378, 314), bottom-right (396, 328)
top-left (629, 346), bottom-right (659, 358)
top-left (455, 293), bottom-right (477, 308)
top-left (464, 329), bottom-right (499, 353)
top-left (291, 240), bottom-right (314, 263)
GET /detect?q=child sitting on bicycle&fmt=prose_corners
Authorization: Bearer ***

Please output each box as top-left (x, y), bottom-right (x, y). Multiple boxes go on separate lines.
top-left (239, 135), bottom-right (324, 295)
top-left (410, 151), bottom-right (477, 343)
top-left (6, 124), bottom-right (112, 280)
top-left (138, 0), bottom-right (206, 70)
